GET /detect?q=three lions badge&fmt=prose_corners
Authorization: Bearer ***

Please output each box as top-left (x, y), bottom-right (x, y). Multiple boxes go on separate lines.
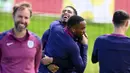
top-left (27, 40), bottom-right (34, 48)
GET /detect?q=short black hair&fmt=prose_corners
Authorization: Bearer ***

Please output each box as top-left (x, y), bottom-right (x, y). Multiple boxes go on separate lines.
top-left (113, 10), bottom-right (130, 27)
top-left (67, 15), bottom-right (84, 28)
top-left (65, 6), bottom-right (78, 15)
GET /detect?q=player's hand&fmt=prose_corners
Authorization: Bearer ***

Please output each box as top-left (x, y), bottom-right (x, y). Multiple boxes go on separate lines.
top-left (83, 32), bottom-right (88, 38)
top-left (47, 64), bottom-right (59, 73)
top-left (41, 55), bottom-right (53, 65)
top-left (81, 33), bottom-right (88, 45)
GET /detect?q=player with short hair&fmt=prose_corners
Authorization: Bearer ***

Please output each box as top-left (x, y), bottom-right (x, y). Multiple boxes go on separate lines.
top-left (40, 15), bottom-right (87, 73)
top-left (41, 6), bottom-right (78, 49)
top-left (0, 2), bottom-right (42, 73)
top-left (92, 10), bottom-right (130, 73)
top-left (39, 6), bottom-right (88, 73)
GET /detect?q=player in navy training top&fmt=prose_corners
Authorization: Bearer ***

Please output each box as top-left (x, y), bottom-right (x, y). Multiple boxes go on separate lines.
top-left (39, 16), bottom-right (87, 73)
top-left (39, 6), bottom-right (88, 73)
top-left (92, 10), bottom-right (130, 73)
top-left (41, 6), bottom-right (78, 50)
top-left (39, 6), bottom-right (78, 73)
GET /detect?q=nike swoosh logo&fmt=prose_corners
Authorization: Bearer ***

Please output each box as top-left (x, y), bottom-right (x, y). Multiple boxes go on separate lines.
top-left (7, 42), bottom-right (13, 46)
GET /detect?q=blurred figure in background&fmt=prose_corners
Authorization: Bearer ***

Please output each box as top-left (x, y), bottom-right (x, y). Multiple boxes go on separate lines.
top-left (92, 10), bottom-right (130, 73)
top-left (0, 2), bottom-right (42, 73)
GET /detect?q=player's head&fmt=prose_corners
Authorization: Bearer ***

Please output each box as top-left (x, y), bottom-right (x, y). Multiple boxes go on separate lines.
top-left (112, 10), bottom-right (130, 29)
top-left (12, 2), bottom-right (32, 32)
top-left (60, 6), bottom-right (77, 23)
top-left (67, 15), bottom-right (86, 38)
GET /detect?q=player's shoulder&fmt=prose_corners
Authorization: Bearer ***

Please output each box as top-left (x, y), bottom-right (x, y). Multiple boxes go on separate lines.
top-left (50, 20), bottom-right (60, 27)
top-left (97, 34), bottom-right (109, 40)
top-left (0, 30), bottom-right (10, 40)
top-left (28, 31), bottom-right (41, 42)
top-left (51, 20), bottom-right (60, 24)
top-left (67, 41), bottom-right (80, 53)
top-left (94, 34), bottom-right (110, 43)
top-left (66, 38), bottom-right (79, 48)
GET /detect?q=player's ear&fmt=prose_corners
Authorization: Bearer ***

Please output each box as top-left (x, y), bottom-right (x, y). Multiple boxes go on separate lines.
top-left (125, 20), bottom-right (129, 27)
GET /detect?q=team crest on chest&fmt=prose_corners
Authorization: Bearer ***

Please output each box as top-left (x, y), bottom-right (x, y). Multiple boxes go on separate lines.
top-left (27, 40), bottom-right (34, 48)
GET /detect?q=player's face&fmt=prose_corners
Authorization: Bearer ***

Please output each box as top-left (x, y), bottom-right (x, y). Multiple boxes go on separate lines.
top-left (13, 8), bottom-right (30, 32)
top-left (73, 21), bottom-right (86, 38)
top-left (61, 7), bottom-right (75, 23)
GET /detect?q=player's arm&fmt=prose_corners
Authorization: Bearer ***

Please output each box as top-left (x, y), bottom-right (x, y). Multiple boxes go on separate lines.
top-left (41, 29), bottom-right (50, 50)
top-left (41, 20), bottom-right (59, 55)
top-left (0, 33), bottom-right (2, 72)
top-left (0, 48), bottom-right (1, 73)
top-left (41, 26), bottom-right (70, 68)
top-left (69, 44), bottom-right (86, 73)
top-left (52, 57), bottom-right (70, 68)
top-left (0, 33), bottom-right (3, 64)
top-left (0, 44), bottom-right (1, 70)
top-left (41, 29), bottom-right (51, 59)
top-left (78, 43), bottom-right (88, 67)
top-left (0, 33), bottom-right (4, 73)
top-left (91, 38), bottom-right (99, 63)
top-left (80, 33), bottom-right (88, 66)
top-left (41, 20), bottom-right (58, 50)
top-left (77, 33), bottom-right (88, 68)
top-left (41, 55), bottom-right (69, 68)
top-left (34, 41), bottom-right (42, 73)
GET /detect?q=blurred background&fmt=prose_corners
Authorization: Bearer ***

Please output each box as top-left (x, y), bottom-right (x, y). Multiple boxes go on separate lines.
top-left (0, 0), bottom-right (130, 73)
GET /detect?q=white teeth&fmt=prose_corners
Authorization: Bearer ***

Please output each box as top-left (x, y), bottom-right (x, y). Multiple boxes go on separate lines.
top-left (19, 23), bottom-right (25, 27)
top-left (64, 16), bottom-right (68, 18)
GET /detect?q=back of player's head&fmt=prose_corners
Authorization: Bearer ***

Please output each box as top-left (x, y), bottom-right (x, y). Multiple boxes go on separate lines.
top-left (65, 6), bottom-right (78, 15)
top-left (67, 15), bottom-right (84, 28)
top-left (13, 1), bottom-right (32, 17)
top-left (113, 10), bottom-right (130, 27)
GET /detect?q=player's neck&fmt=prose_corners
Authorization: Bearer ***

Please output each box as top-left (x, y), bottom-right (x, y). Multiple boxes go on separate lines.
top-left (64, 24), bottom-right (67, 28)
top-left (113, 28), bottom-right (126, 36)
top-left (62, 22), bottom-right (67, 27)
top-left (13, 28), bottom-right (27, 38)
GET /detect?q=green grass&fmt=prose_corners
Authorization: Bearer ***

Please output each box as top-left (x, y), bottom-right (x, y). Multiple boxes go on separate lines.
top-left (1, 12), bottom-right (130, 73)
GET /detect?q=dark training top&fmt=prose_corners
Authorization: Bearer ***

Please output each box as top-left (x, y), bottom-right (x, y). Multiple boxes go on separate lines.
top-left (39, 20), bottom-right (88, 73)
top-left (92, 34), bottom-right (130, 73)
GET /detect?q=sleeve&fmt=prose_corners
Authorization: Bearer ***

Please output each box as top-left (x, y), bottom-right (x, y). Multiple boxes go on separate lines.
top-left (69, 44), bottom-right (86, 73)
top-left (41, 28), bottom-right (70, 68)
top-left (52, 57), bottom-right (70, 68)
top-left (41, 20), bottom-right (59, 44)
top-left (41, 29), bottom-right (50, 49)
top-left (0, 44), bottom-right (1, 73)
top-left (0, 33), bottom-right (3, 73)
top-left (79, 44), bottom-right (88, 67)
top-left (0, 42), bottom-right (1, 61)
top-left (35, 40), bottom-right (42, 73)
top-left (0, 44), bottom-right (1, 61)
top-left (91, 38), bottom-right (99, 63)
top-left (44, 21), bottom-right (71, 68)
top-left (41, 29), bottom-right (50, 58)
top-left (0, 33), bottom-right (2, 64)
